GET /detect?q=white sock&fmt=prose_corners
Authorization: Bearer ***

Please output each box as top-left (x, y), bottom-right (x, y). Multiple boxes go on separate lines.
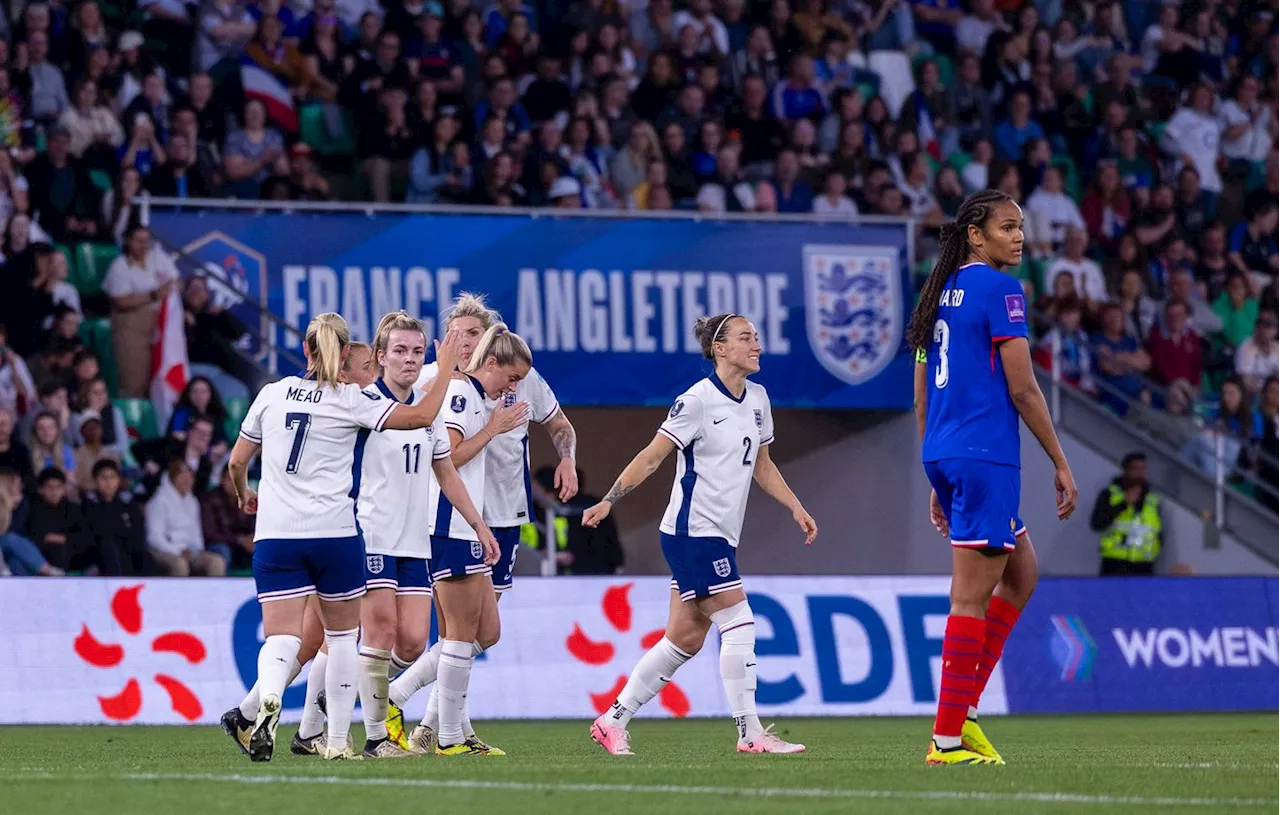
top-left (239, 656), bottom-right (300, 719)
top-left (423, 683), bottom-right (440, 731)
top-left (389, 641), bottom-right (441, 708)
top-left (967, 705), bottom-right (979, 721)
top-left (609, 636), bottom-right (693, 730)
top-left (297, 652), bottom-right (328, 739)
top-left (359, 647), bottom-right (392, 741)
top-left (934, 734), bottom-right (963, 749)
top-left (254, 635), bottom-right (301, 711)
top-left (461, 641), bottom-right (484, 737)
top-left (710, 601), bottom-right (763, 742)
top-left (389, 651), bottom-right (412, 681)
top-left (436, 639), bottom-right (473, 747)
top-left (324, 628), bottom-right (360, 750)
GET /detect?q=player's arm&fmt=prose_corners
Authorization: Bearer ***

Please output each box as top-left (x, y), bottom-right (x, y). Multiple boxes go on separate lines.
top-left (432, 454), bottom-right (499, 563)
top-left (913, 348), bottom-right (928, 439)
top-left (227, 436), bottom-right (260, 514)
top-left (541, 407), bottom-right (578, 501)
top-left (449, 424), bottom-right (492, 468)
top-left (999, 337), bottom-right (1078, 519)
top-left (752, 445), bottom-right (817, 545)
top-left (382, 330), bottom-right (463, 431)
top-left (581, 433), bottom-right (676, 527)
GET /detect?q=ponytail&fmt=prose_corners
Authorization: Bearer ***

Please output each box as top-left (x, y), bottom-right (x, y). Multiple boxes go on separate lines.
top-left (463, 322), bottom-right (532, 373)
top-left (444, 291), bottom-right (499, 331)
top-left (372, 310), bottom-right (426, 372)
top-left (305, 312), bottom-right (351, 388)
top-left (905, 189), bottom-right (1014, 350)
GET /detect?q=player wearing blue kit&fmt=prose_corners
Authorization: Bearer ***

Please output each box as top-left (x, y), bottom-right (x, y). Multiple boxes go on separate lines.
top-left (584, 314), bottom-right (817, 756)
top-left (224, 313), bottom-right (473, 761)
top-left (907, 190), bottom-right (1078, 766)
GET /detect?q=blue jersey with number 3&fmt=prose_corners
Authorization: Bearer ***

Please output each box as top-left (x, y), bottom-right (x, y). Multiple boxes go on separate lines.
top-left (921, 262), bottom-right (1028, 468)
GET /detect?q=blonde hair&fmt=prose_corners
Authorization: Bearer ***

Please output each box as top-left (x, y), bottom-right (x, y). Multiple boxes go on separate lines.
top-left (463, 323), bottom-right (532, 374)
top-left (444, 291), bottom-right (499, 331)
top-left (372, 310), bottom-right (426, 371)
top-left (343, 341), bottom-right (371, 370)
top-left (305, 312), bottom-right (351, 388)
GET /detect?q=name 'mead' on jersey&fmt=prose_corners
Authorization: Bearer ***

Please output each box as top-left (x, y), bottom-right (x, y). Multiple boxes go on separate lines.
top-left (921, 262), bottom-right (1028, 468)
top-left (355, 379), bottom-right (451, 558)
top-left (658, 375), bottom-right (774, 548)
top-left (240, 376), bottom-right (397, 541)
top-left (427, 375), bottom-right (488, 541)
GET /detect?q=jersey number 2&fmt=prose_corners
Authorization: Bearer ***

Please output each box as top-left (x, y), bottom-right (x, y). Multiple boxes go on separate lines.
top-left (403, 443), bottom-right (421, 474)
top-left (284, 412), bottom-right (311, 474)
top-left (933, 319), bottom-right (950, 388)
top-left (741, 437), bottom-right (753, 466)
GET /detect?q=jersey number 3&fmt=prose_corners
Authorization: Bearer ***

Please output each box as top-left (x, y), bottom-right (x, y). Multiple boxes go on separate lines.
top-left (284, 412), bottom-right (312, 474)
top-left (933, 319), bottom-right (950, 389)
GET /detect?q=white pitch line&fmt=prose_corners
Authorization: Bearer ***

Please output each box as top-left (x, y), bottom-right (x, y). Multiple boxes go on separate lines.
top-left (9, 771), bottom-right (1276, 809)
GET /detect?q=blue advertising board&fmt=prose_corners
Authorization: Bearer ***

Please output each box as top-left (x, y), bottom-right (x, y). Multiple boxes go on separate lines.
top-left (148, 209), bottom-right (912, 408)
top-left (1002, 577), bottom-right (1278, 713)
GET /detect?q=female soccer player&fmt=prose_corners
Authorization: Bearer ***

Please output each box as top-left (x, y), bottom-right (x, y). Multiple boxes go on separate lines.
top-left (907, 189), bottom-right (1078, 766)
top-left (584, 314), bottom-right (817, 756)
top-left (220, 342), bottom-right (374, 755)
top-left (225, 313), bottom-right (498, 762)
top-left (391, 294), bottom-right (579, 755)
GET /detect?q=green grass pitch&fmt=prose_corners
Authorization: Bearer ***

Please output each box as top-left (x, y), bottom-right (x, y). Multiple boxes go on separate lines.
top-left (3, 714), bottom-right (1275, 814)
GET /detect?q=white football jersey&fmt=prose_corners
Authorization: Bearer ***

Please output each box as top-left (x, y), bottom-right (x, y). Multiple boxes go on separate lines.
top-left (427, 376), bottom-right (488, 541)
top-left (657, 376), bottom-right (775, 547)
top-left (483, 367), bottom-right (559, 528)
top-left (240, 376), bottom-right (399, 541)
top-left (355, 379), bottom-right (451, 558)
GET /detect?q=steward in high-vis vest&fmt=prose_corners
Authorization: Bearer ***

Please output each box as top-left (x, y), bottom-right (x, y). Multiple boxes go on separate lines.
top-left (1090, 474), bottom-right (1162, 576)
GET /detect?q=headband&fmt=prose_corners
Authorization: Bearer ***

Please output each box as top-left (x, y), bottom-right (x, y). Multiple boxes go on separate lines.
top-left (713, 313), bottom-right (738, 343)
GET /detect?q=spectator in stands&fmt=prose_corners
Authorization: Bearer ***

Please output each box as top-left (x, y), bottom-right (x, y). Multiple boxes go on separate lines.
top-left (48, 253), bottom-right (81, 317)
top-left (28, 408), bottom-right (76, 489)
top-left (146, 458), bottom-right (226, 577)
top-left (1116, 267), bottom-right (1158, 342)
top-left (1036, 271), bottom-right (1078, 325)
top-left (0, 409), bottom-right (31, 486)
top-left (74, 376), bottom-right (128, 460)
top-left (223, 98), bottom-right (287, 199)
top-left (1198, 221), bottom-right (1233, 301)
top-left (172, 413), bottom-right (221, 494)
top-left (146, 130), bottom-right (212, 199)
top-left (21, 380), bottom-right (73, 447)
top-left (1092, 302), bottom-right (1151, 414)
top-left (245, 15), bottom-right (311, 100)
top-left (812, 167), bottom-right (855, 217)
top-left (1168, 268), bottom-right (1223, 338)
top-left (103, 224), bottom-right (178, 398)
top-left (59, 79), bottom-right (124, 170)
top-left (167, 376), bottom-right (228, 442)
top-left (1146, 298), bottom-right (1203, 391)
top-left (993, 89), bottom-right (1043, 163)
top-left (1228, 196), bottom-right (1278, 283)
top-left (772, 147), bottom-right (813, 213)
top-left (103, 166), bottom-right (143, 247)
top-left (1034, 298), bottom-right (1094, 395)
top-left (27, 467), bottom-right (84, 570)
top-left (1091, 452), bottom-right (1163, 576)
top-left (25, 125), bottom-right (100, 242)
top-left (1161, 83), bottom-right (1223, 197)
top-left (1235, 312), bottom-right (1279, 397)
top-left (200, 465), bottom-right (255, 571)
top-left (20, 30), bottom-right (69, 126)
top-left (81, 459), bottom-right (149, 576)
top-left (1218, 74), bottom-right (1273, 171)
top-left (181, 277), bottom-right (248, 401)
top-left (696, 144), bottom-right (753, 212)
top-left (0, 325), bottom-right (34, 423)
top-left (1214, 272), bottom-right (1260, 351)
top-left (1256, 376), bottom-right (1280, 512)
top-left (360, 83), bottom-right (416, 202)
top-left (72, 409), bottom-right (120, 488)
top-left (533, 465), bottom-right (623, 575)
top-left (771, 54), bottom-right (826, 123)
top-left (196, 0), bottom-right (255, 73)
top-left (1045, 227), bottom-right (1106, 313)
top-left (0, 467), bottom-right (64, 575)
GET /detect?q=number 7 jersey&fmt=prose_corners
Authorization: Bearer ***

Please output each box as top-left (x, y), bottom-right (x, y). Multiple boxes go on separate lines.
top-left (921, 262), bottom-right (1028, 468)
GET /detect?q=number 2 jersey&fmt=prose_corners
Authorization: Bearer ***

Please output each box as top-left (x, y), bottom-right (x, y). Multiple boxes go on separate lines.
top-left (240, 375), bottom-right (398, 541)
top-left (921, 262), bottom-right (1028, 468)
top-left (657, 375), bottom-right (775, 548)
top-left (354, 379), bottom-right (451, 558)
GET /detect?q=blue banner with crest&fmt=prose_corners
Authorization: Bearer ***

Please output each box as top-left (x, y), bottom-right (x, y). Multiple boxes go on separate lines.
top-left (149, 209), bottom-right (912, 408)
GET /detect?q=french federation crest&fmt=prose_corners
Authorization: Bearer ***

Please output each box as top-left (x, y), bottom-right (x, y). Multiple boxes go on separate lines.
top-left (712, 557), bottom-right (732, 578)
top-left (470, 541), bottom-right (484, 560)
top-left (366, 555), bottom-right (384, 575)
top-left (803, 245), bottom-right (902, 386)
top-left (181, 231), bottom-right (269, 363)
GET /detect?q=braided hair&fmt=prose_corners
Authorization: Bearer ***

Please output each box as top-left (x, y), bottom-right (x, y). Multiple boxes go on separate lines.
top-left (905, 189), bottom-right (1016, 351)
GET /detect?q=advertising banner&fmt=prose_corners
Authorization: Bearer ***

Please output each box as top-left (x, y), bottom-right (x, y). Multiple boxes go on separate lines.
top-left (147, 210), bottom-right (913, 409)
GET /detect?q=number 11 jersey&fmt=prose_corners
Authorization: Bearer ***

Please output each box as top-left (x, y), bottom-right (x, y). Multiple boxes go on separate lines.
top-left (921, 262), bottom-right (1028, 468)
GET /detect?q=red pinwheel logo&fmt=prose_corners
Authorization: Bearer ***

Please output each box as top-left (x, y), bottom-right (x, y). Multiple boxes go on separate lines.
top-left (566, 583), bottom-right (690, 717)
top-left (73, 585), bottom-right (207, 721)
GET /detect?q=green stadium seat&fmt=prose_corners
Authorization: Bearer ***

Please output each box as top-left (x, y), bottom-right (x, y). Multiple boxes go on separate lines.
top-left (78, 317), bottom-right (119, 395)
top-left (89, 169), bottom-right (113, 191)
top-left (54, 242), bottom-right (74, 277)
top-left (223, 396), bottom-right (250, 442)
top-left (74, 243), bottom-right (119, 296)
top-left (299, 104), bottom-right (356, 156)
top-left (114, 398), bottom-right (158, 441)
top-left (947, 151), bottom-right (973, 173)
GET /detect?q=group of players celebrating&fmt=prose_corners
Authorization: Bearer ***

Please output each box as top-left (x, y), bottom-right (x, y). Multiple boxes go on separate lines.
top-left (219, 188), bottom-right (1076, 765)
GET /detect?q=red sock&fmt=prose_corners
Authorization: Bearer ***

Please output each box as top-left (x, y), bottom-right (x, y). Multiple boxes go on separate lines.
top-left (933, 615), bottom-right (985, 739)
top-left (972, 596), bottom-right (1022, 710)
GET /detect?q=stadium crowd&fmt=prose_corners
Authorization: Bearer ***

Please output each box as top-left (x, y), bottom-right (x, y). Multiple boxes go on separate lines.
top-left (0, 0), bottom-right (1275, 575)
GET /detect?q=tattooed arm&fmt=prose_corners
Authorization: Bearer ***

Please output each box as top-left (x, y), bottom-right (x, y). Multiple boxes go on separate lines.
top-left (581, 433), bottom-right (676, 527)
top-left (542, 408), bottom-right (579, 501)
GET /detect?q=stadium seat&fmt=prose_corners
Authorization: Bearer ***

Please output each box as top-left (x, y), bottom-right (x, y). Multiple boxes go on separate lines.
top-left (79, 317), bottom-right (119, 395)
top-left (223, 396), bottom-right (250, 442)
top-left (114, 398), bottom-right (159, 441)
top-left (54, 242), bottom-right (74, 277)
top-left (89, 169), bottom-right (113, 191)
top-left (299, 104), bottom-right (356, 156)
top-left (947, 151), bottom-right (973, 173)
top-left (867, 50), bottom-right (914, 118)
top-left (75, 243), bottom-right (120, 296)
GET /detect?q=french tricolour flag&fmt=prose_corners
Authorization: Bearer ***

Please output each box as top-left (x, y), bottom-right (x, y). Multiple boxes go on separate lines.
top-left (240, 56), bottom-right (298, 132)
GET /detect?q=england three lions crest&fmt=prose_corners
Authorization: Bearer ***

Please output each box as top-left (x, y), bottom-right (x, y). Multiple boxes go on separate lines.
top-left (803, 245), bottom-right (902, 386)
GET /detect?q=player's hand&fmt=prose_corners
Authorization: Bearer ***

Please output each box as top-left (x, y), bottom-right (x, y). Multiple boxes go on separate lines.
top-left (487, 400), bottom-right (529, 436)
top-left (793, 505), bottom-right (817, 545)
top-left (239, 487), bottom-right (258, 515)
top-left (929, 489), bottom-right (949, 537)
top-left (553, 456), bottom-right (578, 501)
top-left (582, 500), bottom-right (612, 528)
top-left (434, 327), bottom-right (464, 372)
top-left (1055, 466), bottom-right (1078, 520)
top-left (478, 523), bottom-right (500, 565)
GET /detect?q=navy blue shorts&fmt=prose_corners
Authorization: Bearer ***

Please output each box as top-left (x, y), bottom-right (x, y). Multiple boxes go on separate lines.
top-left (491, 526), bottom-right (521, 593)
top-left (364, 553), bottom-right (432, 596)
top-left (924, 459), bottom-right (1025, 553)
top-left (253, 536), bottom-right (366, 603)
top-left (428, 535), bottom-right (491, 584)
top-left (660, 532), bottom-right (742, 602)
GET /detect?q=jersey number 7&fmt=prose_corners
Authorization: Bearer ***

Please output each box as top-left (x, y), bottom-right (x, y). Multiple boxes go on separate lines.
top-left (285, 412), bottom-right (312, 474)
